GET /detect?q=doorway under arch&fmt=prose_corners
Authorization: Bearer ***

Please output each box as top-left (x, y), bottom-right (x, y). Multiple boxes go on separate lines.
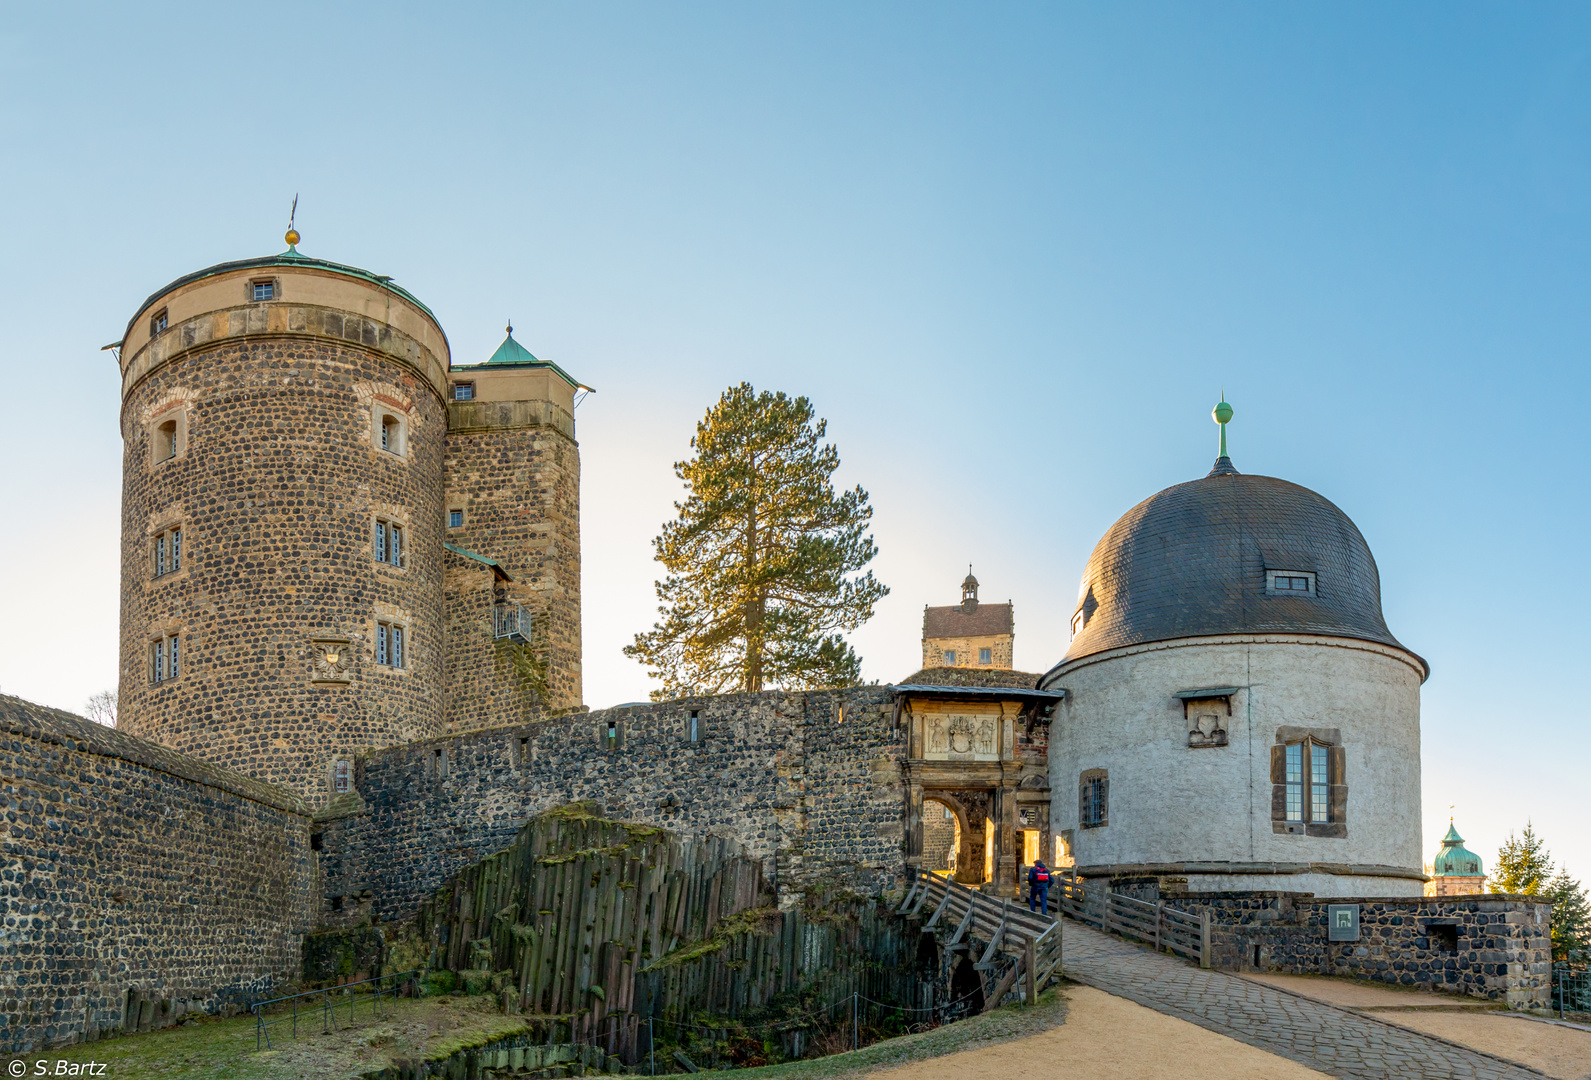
top-left (922, 796), bottom-right (962, 876)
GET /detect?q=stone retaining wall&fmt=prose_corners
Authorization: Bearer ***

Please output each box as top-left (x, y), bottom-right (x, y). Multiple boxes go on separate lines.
top-left (0, 695), bottom-right (316, 1053)
top-left (1166, 891), bottom-right (1553, 1008)
top-left (317, 687), bottom-right (904, 926)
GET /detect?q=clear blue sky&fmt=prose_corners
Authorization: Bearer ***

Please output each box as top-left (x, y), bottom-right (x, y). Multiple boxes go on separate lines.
top-left (2, 3), bottom-right (1585, 881)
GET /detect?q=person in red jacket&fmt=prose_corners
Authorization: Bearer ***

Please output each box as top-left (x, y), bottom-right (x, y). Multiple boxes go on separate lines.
top-left (1027, 860), bottom-right (1051, 913)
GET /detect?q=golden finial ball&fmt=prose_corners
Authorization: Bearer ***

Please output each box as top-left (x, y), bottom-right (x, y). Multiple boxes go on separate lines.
top-left (1212, 400), bottom-right (1233, 425)
top-left (285, 228), bottom-right (300, 247)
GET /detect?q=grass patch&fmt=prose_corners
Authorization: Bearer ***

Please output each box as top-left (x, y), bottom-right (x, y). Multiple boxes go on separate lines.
top-left (693, 984), bottom-right (1072, 1080)
top-left (9, 995), bottom-right (533, 1080)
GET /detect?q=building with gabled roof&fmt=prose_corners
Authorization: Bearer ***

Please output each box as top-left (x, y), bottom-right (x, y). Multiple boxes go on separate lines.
top-left (921, 570), bottom-right (1014, 671)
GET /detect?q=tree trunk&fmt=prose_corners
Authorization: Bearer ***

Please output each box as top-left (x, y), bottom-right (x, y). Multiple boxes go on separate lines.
top-left (744, 508), bottom-right (762, 691)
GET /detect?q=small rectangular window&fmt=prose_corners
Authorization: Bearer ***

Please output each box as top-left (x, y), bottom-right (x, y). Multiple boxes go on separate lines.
top-left (373, 518), bottom-right (404, 566)
top-left (149, 633), bottom-right (180, 684)
top-left (689, 711), bottom-right (700, 743)
top-left (1267, 570), bottom-right (1316, 596)
top-left (979, 647), bottom-right (992, 664)
top-left (150, 309), bottom-right (168, 336)
top-left (518, 736), bottom-right (530, 766)
top-left (252, 280), bottom-right (275, 302)
top-left (449, 509), bottom-right (464, 529)
top-left (942, 650), bottom-right (955, 664)
top-left (433, 748), bottom-right (447, 779)
top-left (376, 621), bottom-right (405, 667)
top-left (1080, 772), bottom-right (1108, 828)
top-left (334, 760), bottom-right (350, 793)
top-left (453, 383), bottom-right (475, 401)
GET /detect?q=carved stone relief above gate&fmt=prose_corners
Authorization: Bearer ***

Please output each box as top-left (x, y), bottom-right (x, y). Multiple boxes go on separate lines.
top-left (924, 712), bottom-right (999, 761)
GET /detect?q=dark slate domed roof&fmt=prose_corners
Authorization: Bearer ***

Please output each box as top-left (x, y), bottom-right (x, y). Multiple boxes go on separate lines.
top-left (1047, 463), bottom-right (1425, 679)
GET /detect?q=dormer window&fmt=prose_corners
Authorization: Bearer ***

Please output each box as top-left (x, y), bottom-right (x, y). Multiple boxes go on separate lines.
top-left (150, 309), bottom-right (168, 336)
top-left (1266, 570), bottom-right (1315, 597)
top-left (251, 279), bottom-right (276, 302)
top-left (1070, 611), bottom-right (1084, 638)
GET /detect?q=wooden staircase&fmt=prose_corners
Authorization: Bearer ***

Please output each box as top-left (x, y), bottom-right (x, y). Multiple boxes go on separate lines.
top-left (899, 869), bottom-right (1063, 1009)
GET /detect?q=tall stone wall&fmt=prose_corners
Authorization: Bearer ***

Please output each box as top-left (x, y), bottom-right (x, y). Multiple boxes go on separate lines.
top-left (442, 405), bottom-right (582, 727)
top-left (118, 318), bottom-right (449, 803)
top-left (317, 688), bottom-right (903, 926)
top-left (0, 696), bottom-right (316, 1054)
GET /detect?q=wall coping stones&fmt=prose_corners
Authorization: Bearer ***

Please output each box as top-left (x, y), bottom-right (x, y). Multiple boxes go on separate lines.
top-left (0, 694), bottom-right (309, 817)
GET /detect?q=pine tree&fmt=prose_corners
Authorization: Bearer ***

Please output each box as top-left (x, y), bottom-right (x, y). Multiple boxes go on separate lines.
top-left (1547, 870), bottom-right (1591, 966)
top-left (625, 383), bottom-right (888, 698)
top-left (1492, 823), bottom-right (1554, 895)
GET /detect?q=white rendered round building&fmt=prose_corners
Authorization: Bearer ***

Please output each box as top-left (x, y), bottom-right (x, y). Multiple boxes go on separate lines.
top-left (1041, 405), bottom-right (1428, 897)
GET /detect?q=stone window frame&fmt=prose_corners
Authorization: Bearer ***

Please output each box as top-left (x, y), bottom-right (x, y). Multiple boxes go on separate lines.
top-left (149, 307), bottom-right (169, 337)
top-left (371, 405), bottom-right (410, 460)
top-left (372, 515), bottom-right (407, 569)
top-left (1265, 569), bottom-right (1316, 598)
top-left (448, 507), bottom-right (465, 529)
top-left (431, 747), bottom-right (448, 781)
top-left (1271, 726), bottom-right (1346, 838)
top-left (687, 710), bottom-right (700, 743)
top-left (1079, 768), bottom-right (1108, 829)
top-left (375, 618), bottom-right (408, 670)
top-left (248, 277), bottom-right (278, 303)
top-left (600, 718), bottom-right (625, 752)
top-left (148, 405), bottom-right (188, 468)
top-left (150, 524), bottom-right (184, 580)
top-left (148, 630), bottom-right (181, 685)
top-left (452, 382), bottom-right (475, 401)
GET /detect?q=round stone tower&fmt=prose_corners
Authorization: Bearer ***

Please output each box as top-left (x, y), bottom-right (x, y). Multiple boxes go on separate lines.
top-left (115, 230), bottom-right (450, 803)
top-left (1042, 400), bottom-right (1429, 897)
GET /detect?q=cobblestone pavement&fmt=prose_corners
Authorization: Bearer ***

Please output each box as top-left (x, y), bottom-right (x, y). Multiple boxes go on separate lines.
top-left (1060, 920), bottom-right (1545, 1079)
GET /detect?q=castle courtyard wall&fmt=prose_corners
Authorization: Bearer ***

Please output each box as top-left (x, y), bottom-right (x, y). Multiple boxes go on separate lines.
top-left (317, 687), bottom-right (904, 925)
top-left (0, 696), bottom-right (315, 1054)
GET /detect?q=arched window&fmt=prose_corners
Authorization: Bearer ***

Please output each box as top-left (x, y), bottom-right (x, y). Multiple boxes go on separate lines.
top-left (157, 419), bottom-right (179, 461)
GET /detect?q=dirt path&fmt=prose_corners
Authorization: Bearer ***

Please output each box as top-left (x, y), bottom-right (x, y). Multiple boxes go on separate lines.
top-left (870, 985), bottom-right (1328, 1080)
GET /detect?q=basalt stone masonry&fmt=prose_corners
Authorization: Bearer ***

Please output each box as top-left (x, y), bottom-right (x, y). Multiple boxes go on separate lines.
top-left (0, 695), bottom-right (315, 1054)
top-left (1166, 891), bottom-right (1553, 1009)
top-left (316, 687), bottom-right (904, 926)
top-left (115, 248), bottom-right (588, 806)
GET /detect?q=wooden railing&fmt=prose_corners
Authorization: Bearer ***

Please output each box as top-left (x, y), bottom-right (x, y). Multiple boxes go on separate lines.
top-left (900, 869), bottom-right (1063, 1008)
top-left (1050, 872), bottom-right (1210, 967)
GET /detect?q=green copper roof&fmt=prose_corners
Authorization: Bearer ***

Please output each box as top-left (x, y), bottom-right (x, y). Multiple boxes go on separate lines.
top-left (124, 246), bottom-right (442, 347)
top-left (1432, 821), bottom-right (1485, 877)
top-left (452, 325), bottom-right (585, 391)
top-left (486, 330), bottom-right (539, 365)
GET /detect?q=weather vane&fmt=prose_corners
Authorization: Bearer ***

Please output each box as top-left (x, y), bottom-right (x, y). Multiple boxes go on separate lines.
top-left (285, 194), bottom-right (300, 249)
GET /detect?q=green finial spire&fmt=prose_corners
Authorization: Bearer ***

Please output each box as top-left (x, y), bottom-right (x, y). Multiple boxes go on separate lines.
top-left (1212, 390), bottom-right (1233, 458)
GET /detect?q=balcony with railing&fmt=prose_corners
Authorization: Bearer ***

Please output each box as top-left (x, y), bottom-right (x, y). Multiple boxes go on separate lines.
top-left (494, 601), bottom-right (532, 644)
